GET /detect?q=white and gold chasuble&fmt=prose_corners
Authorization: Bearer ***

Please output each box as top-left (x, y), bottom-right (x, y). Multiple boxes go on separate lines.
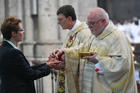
top-left (57, 22), bottom-right (91, 93)
top-left (64, 22), bottom-right (137, 93)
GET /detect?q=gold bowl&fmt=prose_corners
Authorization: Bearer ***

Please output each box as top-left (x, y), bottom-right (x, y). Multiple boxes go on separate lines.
top-left (79, 52), bottom-right (92, 58)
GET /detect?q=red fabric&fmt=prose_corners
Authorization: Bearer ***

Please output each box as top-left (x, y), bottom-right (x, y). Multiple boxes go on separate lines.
top-left (95, 68), bottom-right (100, 72)
top-left (58, 51), bottom-right (64, 61)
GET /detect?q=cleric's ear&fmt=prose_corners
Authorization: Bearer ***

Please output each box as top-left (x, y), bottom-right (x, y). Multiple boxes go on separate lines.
top-left (67, 16), bottom-right (72, 21)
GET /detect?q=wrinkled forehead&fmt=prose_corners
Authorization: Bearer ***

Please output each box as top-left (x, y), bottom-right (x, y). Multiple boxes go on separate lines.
top-left (87, 13), bottom-right (98, 22)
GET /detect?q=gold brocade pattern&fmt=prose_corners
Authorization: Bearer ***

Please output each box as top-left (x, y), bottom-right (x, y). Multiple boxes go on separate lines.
top-left (57, 32), bottom-right (78, 93)
top-left (58, 70), bottom-right (65, 93)
top-left (64, 22), bottom-right (137, 93)
top-left (57, 22), bottom-right (91, 93)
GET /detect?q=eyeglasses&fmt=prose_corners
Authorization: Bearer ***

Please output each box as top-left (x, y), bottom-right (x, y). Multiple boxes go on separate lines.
top-left (17, 29), bottom-right (24, 32)
top-left (87, 22), bottom-right (96, 26)
top-left (87, 19), bottom-right (102, 26)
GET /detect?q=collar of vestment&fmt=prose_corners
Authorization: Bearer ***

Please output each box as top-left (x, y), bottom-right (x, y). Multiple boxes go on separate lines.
top-left (66, 22), bottom-right (88, 48)
top-left (96, 21), bottom-right (114, 40)
top-left (4, 40), bottom-right (18, 49)
top-left (69, 20), bottom-right (81, 32)
top-left (69, 22), bottom-right (88, 37)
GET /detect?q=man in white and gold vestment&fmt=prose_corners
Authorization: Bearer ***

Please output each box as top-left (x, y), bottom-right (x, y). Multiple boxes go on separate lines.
top-left (55, 5), bottom-right (91, 93)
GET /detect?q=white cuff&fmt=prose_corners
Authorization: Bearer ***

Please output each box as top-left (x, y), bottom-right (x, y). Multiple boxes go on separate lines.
top-left (95, 63), bottom-right (104, 74)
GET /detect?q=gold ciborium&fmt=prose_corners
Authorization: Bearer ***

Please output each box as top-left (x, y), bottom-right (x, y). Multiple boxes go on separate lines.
top-left (79, 52), bottom-right (92, 58)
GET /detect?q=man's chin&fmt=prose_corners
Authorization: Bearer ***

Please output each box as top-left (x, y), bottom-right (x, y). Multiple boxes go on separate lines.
top-left (62, 27), bottom-right (67, 30)
top-left (19, 39), bottom-right (23, 42)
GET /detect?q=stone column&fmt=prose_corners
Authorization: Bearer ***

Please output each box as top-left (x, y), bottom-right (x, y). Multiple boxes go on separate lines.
top-left (78, 0), bottom-right (97, 21)
top-left (0, 0), bottom-right (5, 41)
top-left (21, 0), bottom-right (35, 58)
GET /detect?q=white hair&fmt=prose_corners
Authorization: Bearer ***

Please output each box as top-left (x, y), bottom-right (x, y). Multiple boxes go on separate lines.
top-left (93, 7), bottom-right (109, 22)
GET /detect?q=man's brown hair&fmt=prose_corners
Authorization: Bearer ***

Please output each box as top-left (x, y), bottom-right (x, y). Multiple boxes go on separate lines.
top-left (57, 5), bottom-right (77, 21)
